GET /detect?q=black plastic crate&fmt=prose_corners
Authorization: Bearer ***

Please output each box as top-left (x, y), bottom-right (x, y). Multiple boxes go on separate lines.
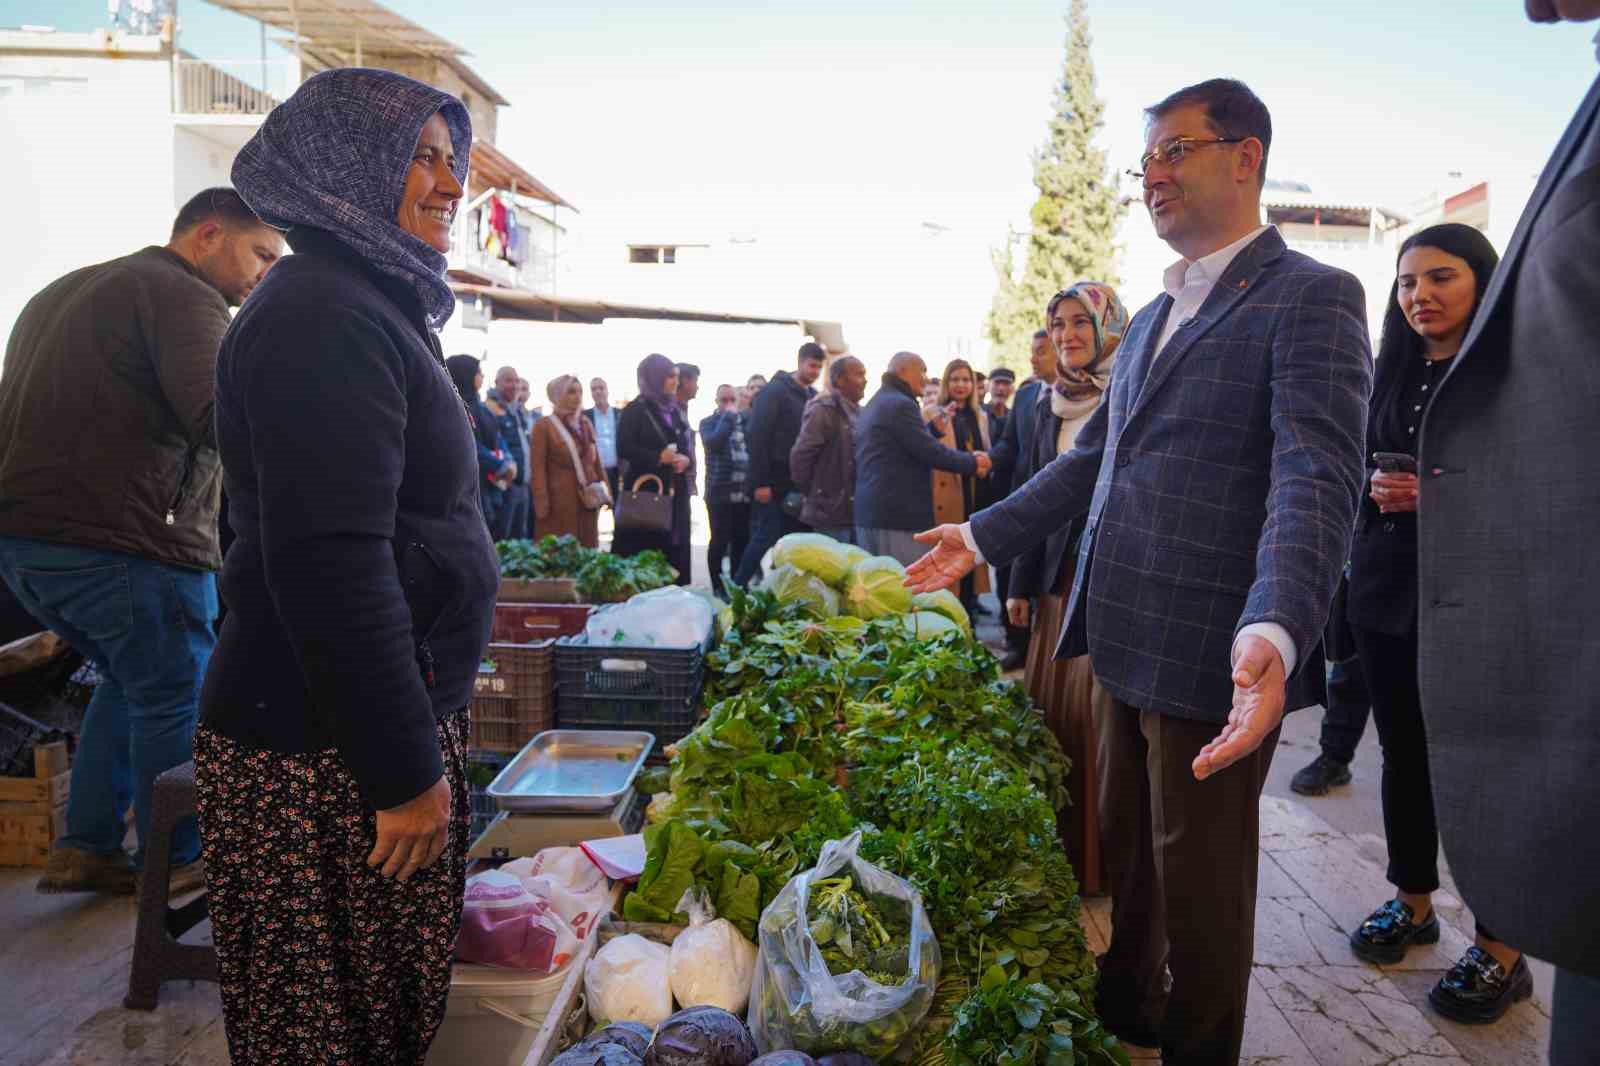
top-left (553, 638), bottom-right (704, 705)
top-left (554, 689), bottom-right (701, 755)
top-left (464, 751), bottom-right (511, 841)
top-left (0, 702), bottom-right (61, 779)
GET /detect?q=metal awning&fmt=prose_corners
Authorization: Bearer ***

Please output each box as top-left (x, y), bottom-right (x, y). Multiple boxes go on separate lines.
top-left (206, 0), bottom-right (465, 58)
top-left (469, 141), bottom-right (573, 210)
top-left (451, 283), bottom-right (842, 347)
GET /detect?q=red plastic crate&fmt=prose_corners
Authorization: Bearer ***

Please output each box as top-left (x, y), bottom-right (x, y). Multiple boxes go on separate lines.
top-left (490, 603), bottom-right (593, 645)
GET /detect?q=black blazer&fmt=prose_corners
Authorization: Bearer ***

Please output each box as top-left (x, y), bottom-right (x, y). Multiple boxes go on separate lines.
top-left (1008, 393), bottom-right (1087, 601)
top-left (615, 399), bottom-right (685, 496)
top-left (1345, 350), bottom-right (1418, 637)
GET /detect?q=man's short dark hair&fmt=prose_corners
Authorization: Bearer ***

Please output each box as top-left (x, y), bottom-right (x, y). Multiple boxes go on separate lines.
top-left (171, 187), bottom-right (268, 240)
top-left (798, 342), bottom-right (826, 365)
top-left (1032, 328), bottom-right (1049, 341)
top-left (1144, 78), bottom-right (1271, 188)
top-left (675, 362), bottom-right (701, 381)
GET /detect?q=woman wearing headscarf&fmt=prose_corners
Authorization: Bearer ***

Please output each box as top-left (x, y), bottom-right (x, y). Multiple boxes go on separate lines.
top-left (530, 373), bottom-right (606, 547)
top-left (194, 69), bottom-right (497, 1063)
top-left (1004, 281), bottom-right (1128, 896)
top-left (446, 354), bottom-right (517, 538)
top-left (1343, 225), bottom-right (1532, 1023)
top-left (928, 357), bottom-right (995, 610)
top-left (613, 353), bottom-right (693, 583)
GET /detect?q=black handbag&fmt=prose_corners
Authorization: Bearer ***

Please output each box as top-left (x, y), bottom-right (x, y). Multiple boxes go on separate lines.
top-left (614, 473), bottom-right (674, 535)
top-left (781, 490), bottom-right (806, 520)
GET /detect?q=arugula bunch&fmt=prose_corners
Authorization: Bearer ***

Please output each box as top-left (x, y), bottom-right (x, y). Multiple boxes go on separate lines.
top-left (494, 535), bottom-right (676, 602)
top-left (942, 968), bottom-right (1130, 1066)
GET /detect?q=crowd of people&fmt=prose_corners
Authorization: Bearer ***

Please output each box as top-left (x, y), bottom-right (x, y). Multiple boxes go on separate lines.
top-left (0, 4), bottom-right (1595, 1063)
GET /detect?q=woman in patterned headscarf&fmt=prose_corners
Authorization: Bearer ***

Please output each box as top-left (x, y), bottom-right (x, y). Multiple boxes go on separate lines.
top-left (194, 69), bottom-right (498, 1063)
top-left (1005, 280), bottom-right (1128, 895)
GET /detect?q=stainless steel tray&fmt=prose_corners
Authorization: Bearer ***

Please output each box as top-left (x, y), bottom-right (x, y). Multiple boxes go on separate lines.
top-left (486, 730), bottom-right (655, 813)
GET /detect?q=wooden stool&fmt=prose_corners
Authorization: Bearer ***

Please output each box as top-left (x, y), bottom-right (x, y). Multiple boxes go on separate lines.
top-left (124, 760), bottom-right (216, 1009)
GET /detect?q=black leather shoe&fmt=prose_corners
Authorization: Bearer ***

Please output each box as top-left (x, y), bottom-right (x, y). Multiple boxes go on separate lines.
top-left (999, 647), bottom-right (1027, 671)
top-left (1429, 947), bottom-right (1533, 1024)
top-left (1349, 899), bottom-right (1440, 964)
top-left (1094, 984), bottom-right (1162, 1050)
top-left (1290, 754), bottom-right (1352, 796)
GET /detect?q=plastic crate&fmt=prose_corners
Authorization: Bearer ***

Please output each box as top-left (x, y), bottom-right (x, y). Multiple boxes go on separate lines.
top-left (553, 690), bottom-right (700, 759)
top-left (470, 643), bottom-right (555, 753)
top-left (552, 639), bottom-right (704, 705)
top-left (490, 603), bottom-right (592, 645)
top-left (464, 752), bottom-right (511, 841)
top-left (0, 703), bottom-right (58, 779)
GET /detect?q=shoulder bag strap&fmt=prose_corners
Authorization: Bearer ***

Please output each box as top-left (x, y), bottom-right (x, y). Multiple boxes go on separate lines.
top-left (548, 415), bottom-right (592, 486)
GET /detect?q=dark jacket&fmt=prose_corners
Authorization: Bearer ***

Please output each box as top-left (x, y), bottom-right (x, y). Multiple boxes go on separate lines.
top-left (616, 398), bottom-right (689, 498)
top-left (0, 246), bottom-right (232, 571)
top-left (1345, 348), bottom-right (1426, 637)
top-left (746, 369), bottom-right (814, 498)
top-left (200, 227), bottom-right (498, 810)
top-left (698, 408), bottom-right (749, 506)
top-left (484, 389), bottom-right (527, 486)
top-left (989, 379), bottom-right (1047, 492)
top-left (1417, 71), bottom-right (1600, 973)
top-left (789, 393), bottom-right (859, 530)
top-left (1008, 392), bottom-right (1088, 601)
top-left (973, 229), bottom-right (1370, 725)
top-left (854, 374), bottom-right (978, 531)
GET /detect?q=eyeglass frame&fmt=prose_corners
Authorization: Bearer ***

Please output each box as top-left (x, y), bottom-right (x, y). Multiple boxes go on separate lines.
top-left (1127, 136), bottom-right (1247, 181)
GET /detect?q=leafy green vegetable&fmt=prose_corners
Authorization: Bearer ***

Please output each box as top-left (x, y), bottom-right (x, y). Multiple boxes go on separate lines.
top-left (942, 972), bottom-right (1130, 1066)
top-left (807, 876), bottom-right (911, 985)
top-left (494, 535), bottom-right (675, 602)
top-left (771, 532), bottom-right (861, 587)
top-left (840, 555), bottom-right (913, 619)
top-left (763, 563), bottom-right (841, 619)
top-left (623, 819), bottom-right (706, 924)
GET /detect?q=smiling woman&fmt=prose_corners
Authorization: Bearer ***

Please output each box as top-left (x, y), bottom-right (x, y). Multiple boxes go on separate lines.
top-left (194, 69), bottom-right (500, 1066)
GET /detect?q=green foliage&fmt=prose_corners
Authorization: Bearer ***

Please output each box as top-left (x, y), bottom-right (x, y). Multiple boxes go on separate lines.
top-left (943, 971), bottom-right (1130, 1066)
top-left (493, 535), bottom-right (676, 602)
top-left (984, 0), bottom-right (1126, 374)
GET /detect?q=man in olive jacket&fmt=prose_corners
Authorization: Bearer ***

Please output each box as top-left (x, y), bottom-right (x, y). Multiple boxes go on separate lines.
top-left (790, 356), bottom-right (867, 542)
top-left (0, 189), bottom-right (283, 894)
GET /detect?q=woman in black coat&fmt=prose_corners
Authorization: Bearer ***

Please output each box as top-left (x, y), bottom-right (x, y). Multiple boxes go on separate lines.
top-left (195, 69), bottom-right (498, 1063)
top-left (613, 352), bottom-right (694, 584)
top-left (1344, 224), bottom-right (1531, 1025)
top-left (446, 353), bottom-right (517, 539)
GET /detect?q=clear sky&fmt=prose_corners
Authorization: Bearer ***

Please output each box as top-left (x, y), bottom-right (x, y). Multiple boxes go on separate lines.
top-left (6, 0), bottom-right (1597, 365)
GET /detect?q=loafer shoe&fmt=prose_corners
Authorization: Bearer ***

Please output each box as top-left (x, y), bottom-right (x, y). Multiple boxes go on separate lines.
top-left (36, 844), bottom-right (136, 895)
top-left (1290, 754), bottom-right (1352, 796)
top-left (1350, 898), bottom-right (1439, 965)
top-left (1429, 946), bottom-right (1533, 1024)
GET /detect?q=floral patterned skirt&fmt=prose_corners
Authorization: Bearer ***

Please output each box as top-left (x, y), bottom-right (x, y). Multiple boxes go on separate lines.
top-left (193, 709), bottom-right (471, 1066)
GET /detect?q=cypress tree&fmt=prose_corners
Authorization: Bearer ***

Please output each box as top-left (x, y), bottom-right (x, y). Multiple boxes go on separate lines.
top-left (984, 0), bottom-right (1125, 373)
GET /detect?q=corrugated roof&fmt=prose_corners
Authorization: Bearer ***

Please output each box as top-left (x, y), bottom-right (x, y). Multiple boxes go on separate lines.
top-left (450, 283), bottom-right (837, 340)
top-left (207, 0), bottom-right (463, 56)
top-left (470, 141), bottom-right (573, 211)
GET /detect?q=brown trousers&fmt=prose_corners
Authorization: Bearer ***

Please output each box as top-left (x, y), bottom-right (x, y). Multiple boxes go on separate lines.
top-left (1095, 696), bottom-right (1278, 1066)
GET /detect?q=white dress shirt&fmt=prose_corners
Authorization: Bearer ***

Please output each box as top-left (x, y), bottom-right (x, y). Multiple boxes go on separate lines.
top-left (960, 223), bottom-right (1298, 678)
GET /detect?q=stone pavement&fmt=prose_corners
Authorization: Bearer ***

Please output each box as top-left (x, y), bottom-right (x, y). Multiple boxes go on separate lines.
top-left (1075, 792), bottom-right (1551, 1066)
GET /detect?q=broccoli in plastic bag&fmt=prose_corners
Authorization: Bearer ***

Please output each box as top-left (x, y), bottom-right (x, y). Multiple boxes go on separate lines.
top-left (748, 831), bottom-right (939, 1061)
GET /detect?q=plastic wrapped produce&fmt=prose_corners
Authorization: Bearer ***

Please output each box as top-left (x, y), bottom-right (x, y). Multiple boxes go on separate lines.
top-left (585, 587), bottom-right (715, 648)
top-left (910, 589), bottom-right (971, 635)
top-left (762, 564), bottom-right (840, 619)
top-left (839, 557), bottom-right (912, 620)
top-left (586, 934), bottom-right (675, 1027)
top-left (454, 869), bottom-right (580, 972)
top-left (669, 887), bottom-right (760, 1013)
top-left (771, 533), bottom-right (860, 587)
top-left (748, 832), bottom-right (939, 1060)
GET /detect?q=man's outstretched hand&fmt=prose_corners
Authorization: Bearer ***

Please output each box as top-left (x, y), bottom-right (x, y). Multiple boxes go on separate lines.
top-left (904, 524), bottom-right (977, 593)
top-left (1193, 634), bottom-right (1286, 781)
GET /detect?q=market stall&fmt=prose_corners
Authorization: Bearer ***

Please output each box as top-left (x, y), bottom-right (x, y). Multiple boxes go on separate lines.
top-left (447, 533), bottom-right (1130, 1066)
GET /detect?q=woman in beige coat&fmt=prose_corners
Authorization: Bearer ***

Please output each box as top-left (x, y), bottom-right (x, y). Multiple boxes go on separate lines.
top-left (530, 374), bottom-right (605, 548)
top-left (927, 358), bottom-right (993, 605)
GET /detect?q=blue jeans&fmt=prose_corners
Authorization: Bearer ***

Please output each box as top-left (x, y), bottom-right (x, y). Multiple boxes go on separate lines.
top-left (733, 501), bottom-right (807, 586)
top-left (0, 536), bottom-right (215, 866)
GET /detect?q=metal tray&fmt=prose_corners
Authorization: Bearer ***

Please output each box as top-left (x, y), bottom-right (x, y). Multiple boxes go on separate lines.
top-left (486, 730), bottom-right (655, 813)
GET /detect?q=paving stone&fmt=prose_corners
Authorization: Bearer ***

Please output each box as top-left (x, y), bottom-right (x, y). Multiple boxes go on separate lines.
top-left (1387, 969), bottom-right (1551, 1066)
top-left (1257, 851), bottom-right (1305, 899)
top-left (1241, 972), bottom-right (1318, 1065)
top-left (1256, 964), bottom-right (1413, 1066)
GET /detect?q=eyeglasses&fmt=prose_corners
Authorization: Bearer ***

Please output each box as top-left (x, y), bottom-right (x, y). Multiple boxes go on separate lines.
top-left (1127, 136), bottom-right (1245, 180)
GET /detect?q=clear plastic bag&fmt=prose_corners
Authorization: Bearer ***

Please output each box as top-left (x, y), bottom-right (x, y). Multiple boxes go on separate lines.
top-left (747, 831), bottom-right (940, 1060)
top-left (455, 869), bottom-right (581, 972)
top-left (669, 887), bottom-right (759, 1013)
top-left (584, 587), bottom-right (714, 649)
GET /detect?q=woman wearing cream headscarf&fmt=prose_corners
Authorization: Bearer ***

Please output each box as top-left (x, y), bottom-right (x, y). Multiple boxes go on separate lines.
top-left (1006, 280), bottom-right (1128, 895)
top-left (530, 374), bottom-right (607, 547)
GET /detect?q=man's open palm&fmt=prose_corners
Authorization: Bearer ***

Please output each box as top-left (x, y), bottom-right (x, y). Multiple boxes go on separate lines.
top-left (904, 525), bottom-right (976, 593)
top-left (1193, 634), bottom-right (1286, 781)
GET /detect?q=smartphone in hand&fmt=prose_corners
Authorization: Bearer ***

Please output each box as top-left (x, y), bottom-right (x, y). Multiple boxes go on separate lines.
top-left (1372, 451), bottom-right (1418, 475)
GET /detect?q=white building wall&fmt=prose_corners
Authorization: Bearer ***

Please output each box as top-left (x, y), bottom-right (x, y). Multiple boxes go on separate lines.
top-left (173, 126), bottom-right (240, 206)
top-left (0, 39), bottom-right (176, 364)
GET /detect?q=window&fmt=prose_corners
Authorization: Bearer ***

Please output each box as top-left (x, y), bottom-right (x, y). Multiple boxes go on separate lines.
top-left (628, 244), bottom-right (701, 265)
top-left (629, 246), bottom-right (660, 264)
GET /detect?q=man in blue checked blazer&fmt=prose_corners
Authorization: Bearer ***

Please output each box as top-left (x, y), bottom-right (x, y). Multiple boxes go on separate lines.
top-left (909, 79), bottom-right (1371, 1064)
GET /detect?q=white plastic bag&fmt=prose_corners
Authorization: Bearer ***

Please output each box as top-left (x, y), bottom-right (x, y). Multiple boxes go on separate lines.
top-left (583, 587), bottom-right (714, 648)
top-left (455, 869), bottom-right (581, 972)
top-left (669, 887), bottom-right (759, 1014)
top-left (747, 831), bottom-right (940, 1059)
top-left (585, 933), bottom-right (674, 1027)
top-left (502, 847), bottom-right (613, 941)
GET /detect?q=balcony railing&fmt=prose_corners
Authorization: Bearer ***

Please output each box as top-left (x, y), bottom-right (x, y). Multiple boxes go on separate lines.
top-left (173, 58), bottom-right (293, 117)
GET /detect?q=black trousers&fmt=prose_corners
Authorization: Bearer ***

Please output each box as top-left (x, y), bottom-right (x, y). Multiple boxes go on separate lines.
top-left (1553, 968), bottom-right (1600, 1066)
top-left (1351, 624), bottom-right (1442, 895)
top-left (706, 499), bottom-right (750, 595)
top-left (1318, 650), bottom-right (1371, 764)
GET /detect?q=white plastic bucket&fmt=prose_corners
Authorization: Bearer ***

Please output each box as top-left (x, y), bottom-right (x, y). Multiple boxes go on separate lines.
top-left (424, 963), bottom-right (570, 1066)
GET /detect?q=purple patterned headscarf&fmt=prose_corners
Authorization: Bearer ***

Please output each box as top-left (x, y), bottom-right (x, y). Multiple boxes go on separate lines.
top-left (231, 68), bottom-right (472, 328)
